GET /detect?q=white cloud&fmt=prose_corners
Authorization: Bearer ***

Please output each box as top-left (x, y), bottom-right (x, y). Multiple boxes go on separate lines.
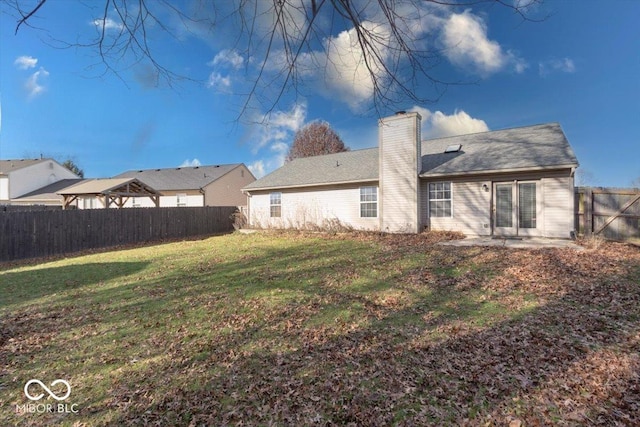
top-left (14, 55), bottom-right (38, 70)
top-left (266, 20), bottom-right (394, 112)
top-left (512, 0), bottom-right (540, 12)
top-left (248, 153), bottom-right (286, 179)
top-left (277, 7), bottom-right (522, 110)
top-left (180, 158), bottom-right (202, 167)
top-left (15, 56), bottom-right (49, 99)
top-left (512, 54), bottom-right (529, 74)
top-left (248, 160), bottom-right (266, 178)
top-left (210, 49), bottom-right (244, 69)
top-left (202, 3), bottom-right (524, 112)
top-left (410, 106), bottom-right (489, 138)
top-left (246, 102), bottom-right (307, 177)
top-left (92, 17), bottom-right (124, 31)
top-left (25, 67), bottom-right (50, 99)
top-left (441, 10), bottom-right (524, 75)
top-left (270, 141), bottom-right (289, 154)
top-left (267, 103), bottom-right (306, 135)
top-left (206, 50), bottom-right (246, 92)
top-left (321, 21), bottom-right (391, 110)
top-left (206, 72), bottom-right (232, 91)
top-left (539, 57), bottom-right (576, 76)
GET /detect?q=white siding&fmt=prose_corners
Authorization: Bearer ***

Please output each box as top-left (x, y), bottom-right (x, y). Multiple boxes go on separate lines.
top-left (9, 160), bottom-right (78, 199)
top-left (542, 176), bottom-right (575, 238)
top-left (248, 185), bottom-right (380, 231)
top-left (379, 112), bottom-right (421, 233)
top-left (120, 194), bottom-right (204, 208)
top-left (78, 196), bottom-right (104, 209)
top-left (426, 181), bottom-right (492, 236)
top-left (0, 176), bottom-right (8, 200)
top-left (424, 175), bottom-right (574, 238)
top-left (162, 194), bottom-right (202, 207)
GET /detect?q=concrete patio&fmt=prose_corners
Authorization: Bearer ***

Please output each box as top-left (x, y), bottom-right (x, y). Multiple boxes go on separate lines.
top-left (439, 236), bottom-right (584, 250)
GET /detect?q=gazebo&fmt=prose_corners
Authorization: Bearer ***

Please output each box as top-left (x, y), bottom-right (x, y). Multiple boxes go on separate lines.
top-left (57, 178), bottom-right (161, 209)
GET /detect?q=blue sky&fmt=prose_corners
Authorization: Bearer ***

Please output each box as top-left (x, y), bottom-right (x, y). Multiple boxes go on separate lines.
top-left (0, 0), bottom-right (638, 186)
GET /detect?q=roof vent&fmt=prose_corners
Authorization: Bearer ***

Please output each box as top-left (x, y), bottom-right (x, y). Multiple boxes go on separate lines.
top-left (395, 110), bottom-right (406, 115)
top-left (444, 144), bottom-right (462, 153)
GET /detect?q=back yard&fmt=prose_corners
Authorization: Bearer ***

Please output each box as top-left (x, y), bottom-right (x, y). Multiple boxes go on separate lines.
top-left (1, 232), bottom-right (639, 426)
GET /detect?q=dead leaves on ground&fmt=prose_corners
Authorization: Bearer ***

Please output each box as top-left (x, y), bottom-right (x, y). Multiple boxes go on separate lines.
top-left (2, 232), bottom-right (640, 426)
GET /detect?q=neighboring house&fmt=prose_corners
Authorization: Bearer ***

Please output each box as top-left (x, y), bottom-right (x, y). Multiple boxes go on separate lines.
top-left (0, 159), bottom-right (80, 204)
top-left (114, 164), bottom-right (255, 208)
top-left (243, 112), bottom-right (580, 238)
top-left (11, 179), bottom-right (85, 206)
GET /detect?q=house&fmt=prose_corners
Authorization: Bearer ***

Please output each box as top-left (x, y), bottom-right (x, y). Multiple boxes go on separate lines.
top-left (0, 159), bottom-right (80, 204)
top-left (10, 179), bottom-right (85, 206)
top-left (113, 163), bottom-right (255, 208)
top-left (242, 112), bottom-right (580, 238)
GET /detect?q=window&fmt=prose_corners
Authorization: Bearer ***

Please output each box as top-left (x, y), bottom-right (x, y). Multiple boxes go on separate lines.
top-left (518, 182), bottom-right (537, 229)
top-left (83, 197), bottom-right (96, 209)
top-left (270, 192), bottom-right (281, 217)
top-left (360, 186), bottom-right (378, 217)
top-left (495, 184), bottom-right (513, 227)
top-left (176, 193), bottom-right (187, 207)
top-left (429, 182), bottom-right (452, 217)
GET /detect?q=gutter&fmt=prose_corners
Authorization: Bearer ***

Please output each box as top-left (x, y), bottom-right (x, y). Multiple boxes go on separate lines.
top-left (242, 178), bottom-right (379, 193)
top-left (419, 164), bottom-right (579, 179)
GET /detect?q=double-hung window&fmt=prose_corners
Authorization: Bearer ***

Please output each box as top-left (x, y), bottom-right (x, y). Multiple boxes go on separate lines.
top-left (270, 192), bottom-right (282, 217)
top-left (428, 182), bottom-right (452, 217)
top-left (360, 186), bottom-right (378, 218)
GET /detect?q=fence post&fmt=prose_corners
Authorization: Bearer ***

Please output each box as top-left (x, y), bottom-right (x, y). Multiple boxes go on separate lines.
top-left (584, 187), bottom-right (593, 237)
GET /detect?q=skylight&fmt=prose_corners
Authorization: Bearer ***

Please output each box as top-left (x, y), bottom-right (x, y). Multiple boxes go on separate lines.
top-left (444, 144), bottom-right (462, 153)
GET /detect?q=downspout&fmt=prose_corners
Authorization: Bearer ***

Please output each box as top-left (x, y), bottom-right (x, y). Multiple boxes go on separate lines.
top-left (244, 190), bottom-right (251, 228)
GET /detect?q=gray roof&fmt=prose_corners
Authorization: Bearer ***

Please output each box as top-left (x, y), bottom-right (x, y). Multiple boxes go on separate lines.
top-left (420, 122), bottom-right (578, 177)
top-left (115, 164), bottom-right (242, 191)
top-left (0, 159), bottom-right (48, 173)
top-left (244, 122), bottom-right (578, 190)
top-left (14, 179), bottom-right (85, 202)
top-left (243, 149), bottom-right (378, 190)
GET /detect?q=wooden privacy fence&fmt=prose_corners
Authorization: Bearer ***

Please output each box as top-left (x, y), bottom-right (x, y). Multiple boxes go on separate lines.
top-left (0, 206), bottom-right (237, 262)
top-left (575, 187), bottom-right (640, 242)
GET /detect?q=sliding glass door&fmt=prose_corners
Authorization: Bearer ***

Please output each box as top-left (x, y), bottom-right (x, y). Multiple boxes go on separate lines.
top-left (493, 181), bottom-right (540, 237)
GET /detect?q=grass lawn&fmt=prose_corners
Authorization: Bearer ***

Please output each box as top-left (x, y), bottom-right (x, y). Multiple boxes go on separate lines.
top-left (1, 231), bottom-right (639, 426)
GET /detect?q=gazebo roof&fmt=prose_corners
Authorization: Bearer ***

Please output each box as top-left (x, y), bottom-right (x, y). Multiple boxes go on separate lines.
top-left (57, 178), bottom-right (161, 209)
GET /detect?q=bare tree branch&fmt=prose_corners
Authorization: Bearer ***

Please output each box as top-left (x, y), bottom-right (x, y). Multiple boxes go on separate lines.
top-left (8, 0), bottom-right (545, 116)
top-left (14, 0), bottom-right (46, 34)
